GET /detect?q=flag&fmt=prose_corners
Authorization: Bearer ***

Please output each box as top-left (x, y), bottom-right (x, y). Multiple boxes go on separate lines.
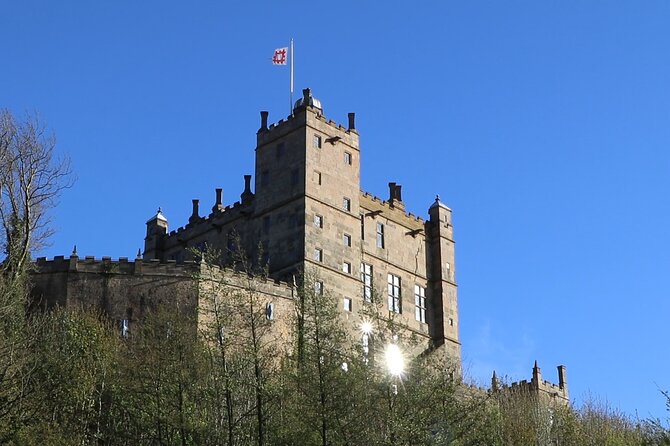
top-left (272, 47), bottom-right (288, 65)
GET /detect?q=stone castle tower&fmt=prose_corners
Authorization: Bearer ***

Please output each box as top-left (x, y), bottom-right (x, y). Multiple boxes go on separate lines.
top-left (143, 88), bottom-right (460, 358)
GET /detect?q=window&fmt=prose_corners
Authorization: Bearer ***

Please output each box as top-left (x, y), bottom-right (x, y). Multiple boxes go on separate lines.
top-left (314, 281), bottom-right (323, 295)
top-left (388, 274), bottom-right (401, 313)
top-left (313, 134), bottom-right (322, 148)
top-left (445, 262), bottom-right (451, 280)
top-left (276, 142), bottom-right (285, 159)
top-left (344, 151), bottom-right (352, 165)
top-left (291, 168), bottom-right (299, 186)
top-left (343, 197), bottom-right (351, 212)
top-left (360, 214), bottom-right (365, 240)
top-left (266, 303), bottom-right (274, 320)
top-left (376, 222), bottom-right (385, 249)
top-left (314, 214), bottom-right (323, 228)
top-left (361, 263), bottom-right (373, 302)
top-left (343, 233), bottom-right (351, 247)
top-left (448, 318), bottom-right (454, 327)
top-left (120, 319), bottom-right (130, 338)
top-left (314, 170), bottom-right (322, 185)
top-left (342, 261), bottom-right (352, 274)
top-left (343, 297), bottom-right (352, 312)
top-left (314, 248), bottom-right (323, 263)
top-left (414, 285), bottom-right (426, 323)
top-left (261, 170), bottom-right (269, 187)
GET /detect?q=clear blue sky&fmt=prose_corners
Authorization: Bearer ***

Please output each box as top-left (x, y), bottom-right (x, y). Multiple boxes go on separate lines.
top-left (2, 1), bottom-right (669, 419)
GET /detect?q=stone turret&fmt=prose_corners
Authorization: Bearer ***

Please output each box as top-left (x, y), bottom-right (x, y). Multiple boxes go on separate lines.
top-left (144, 208), bottom-right (168, 261)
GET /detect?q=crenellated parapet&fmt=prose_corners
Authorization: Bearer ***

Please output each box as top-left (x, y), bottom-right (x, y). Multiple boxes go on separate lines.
top-left (360, 190), bottom-right (426, 230)
top-left (35, 255), bottom-right (199, 276)
top-left (492, 361), bottom-right (569, 405)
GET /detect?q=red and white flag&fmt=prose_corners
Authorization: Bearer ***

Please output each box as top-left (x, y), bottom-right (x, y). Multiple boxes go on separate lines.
top-left (272, 47), bottom-right (288, 65)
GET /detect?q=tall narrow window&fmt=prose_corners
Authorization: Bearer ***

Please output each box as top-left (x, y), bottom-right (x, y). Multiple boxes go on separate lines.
top-left (314, 281), bottom-right (323, 295)
top-left (360, 214), bottom-right (365, 240)
top-left (361, 263), bottom-right (373, 302)
top-left (314, 248), bottom-right (323, 263)
top-left (343, 197), bottom-right (351, 212)
top-left (414, 285), bottom-right (426, 323)
top-left (388, 274), bottom-right (401, 313)
top-left (343, 233), bottom-right (352, 247)
top-left (343, 297), bottom-right (352, 312)
top-left (344, 151), bottom-right (352, 165)
top-left (342, 261), bottom-right (352, 274)
top-left (314, 170), bottom-right (322, 185)
top-left (314, 214), bottom-right (323, 228)
top-left (120, 319), bottom-right (130, 338)
top-left (313, 134), bottom-right (322, 148)
top-left (266, 303), bottom-right (275, 320)
top-left (376, 222), bottom-right (385, 249)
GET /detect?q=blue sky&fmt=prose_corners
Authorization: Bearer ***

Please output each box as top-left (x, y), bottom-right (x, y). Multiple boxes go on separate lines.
top-left (2, 1), bottom-right (669, 419)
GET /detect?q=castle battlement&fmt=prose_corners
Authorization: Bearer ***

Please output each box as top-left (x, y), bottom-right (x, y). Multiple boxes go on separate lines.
top-left (493, 362), bottom-right (569, 404)
top-left (34, 254), bottom-right (199, 276)
top-left (360, 190), bottom-right (427, 225)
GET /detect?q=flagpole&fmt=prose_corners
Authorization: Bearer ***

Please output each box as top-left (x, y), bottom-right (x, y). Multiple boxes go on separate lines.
top-left (290, 38), bottom-right (294, 116)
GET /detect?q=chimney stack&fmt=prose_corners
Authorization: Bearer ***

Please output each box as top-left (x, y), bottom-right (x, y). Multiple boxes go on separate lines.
top-left (189, 199), bottom-right (200, 223)
top-left (557, 365), bottom-right (568, 391)
top-left (213, 188), bottom-right (224, 212)
top-left (241, 174), bottom-right (254, 204)
top-left (348, 112), bottom-right (356, 131)
top-left (388, 182), bottom-right (403, 208)
top-left (260, 111), bottom-right (268, 131)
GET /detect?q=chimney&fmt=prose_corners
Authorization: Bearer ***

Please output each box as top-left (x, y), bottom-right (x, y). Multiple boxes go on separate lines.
top-left (260, 111), bottom-right (268, 131)
top-left (557, 365), bottom-right (568, 391)
top-left (189, 199), bottom-right (200, 223)
top-left (388, 182), bottom-right (403, 208)
top-left (212, 188), bottom-right (223, 212)
top-left (241, 174), bottom-right (254, 204)
top-left (347, 112), bottom-right (356, 131)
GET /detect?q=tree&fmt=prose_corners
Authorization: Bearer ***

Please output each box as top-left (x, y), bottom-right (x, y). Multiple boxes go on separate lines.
top-left (0, 109), bottom-right (73, 276)
top-left (0, 109), bottom-right (72, 442)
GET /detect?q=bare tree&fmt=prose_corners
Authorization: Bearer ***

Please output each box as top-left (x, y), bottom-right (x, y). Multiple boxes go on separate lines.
top-left (0, 109), bottom-right (73, 277)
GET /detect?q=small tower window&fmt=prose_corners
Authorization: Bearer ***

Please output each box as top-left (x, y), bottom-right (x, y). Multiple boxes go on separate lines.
top-left (376, 223), bottom-right (385, 249)
top-left (344, 151), bottom-right (352, 165)
top-left (314, 248), bottom-right (323, 263)
top-left (388, 273), bottom-right (401, 314)
top-left (342, 261), bottom-right (352, 274)
top-left (343, 233), bottom-right (352, 247)
top-left (266, 303), bottom-right (274, 320)
top-left (343, 197), bottom-right (351, 212)
top-left (314, 170), bottom-right (322, 185)
top-left (414, 285), bottom-right (426, 323)
top-left (343, 297), bottom-right (353, 312)
top-left (120, 319), bottom-right (130, 338)
top-left (313, 134), bottom-right (322, 148)
top-left (314, 214), bottom-right (323, 228)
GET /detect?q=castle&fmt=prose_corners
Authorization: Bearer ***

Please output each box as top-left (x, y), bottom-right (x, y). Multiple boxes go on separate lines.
top-left (30, 88), bottom-right (566, 402)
